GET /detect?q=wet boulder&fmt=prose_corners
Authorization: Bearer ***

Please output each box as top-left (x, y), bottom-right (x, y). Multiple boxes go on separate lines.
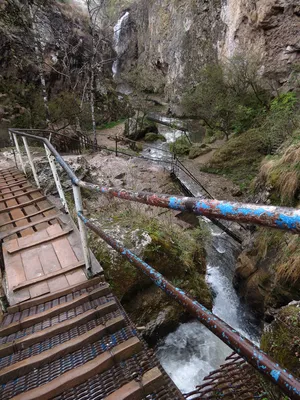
top-left (188, 144), bottom-right (212, 159)
top-left (124, 117), bottom-right (158, 140)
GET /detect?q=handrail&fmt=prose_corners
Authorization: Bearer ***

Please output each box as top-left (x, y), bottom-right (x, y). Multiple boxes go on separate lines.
top-left (8, 127), bottom-right (300, 399)
top-left (78, 211), bottom-right (300, 399)
top-left (10, 129), bottom-right (300, 232)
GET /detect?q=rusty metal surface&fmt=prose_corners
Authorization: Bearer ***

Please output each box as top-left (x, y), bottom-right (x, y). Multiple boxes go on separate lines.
top-left (77, 183), bottom-right (300, 233)
top-left (13, 128), bottom-right (300, 234)
top-left (185, 353), bottom-right (267, 399)
top-left (9, 128), bottom-right (300, 399)
top-left (0, 281), bottom-right (183, 400)
top-left (78, 212), bottom-right (300, 400)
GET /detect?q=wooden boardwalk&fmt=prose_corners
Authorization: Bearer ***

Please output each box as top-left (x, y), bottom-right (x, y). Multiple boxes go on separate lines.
top-left (0, 167), bottom-right (101, 306)
top-left (0, 167), bottom-right (182, 400)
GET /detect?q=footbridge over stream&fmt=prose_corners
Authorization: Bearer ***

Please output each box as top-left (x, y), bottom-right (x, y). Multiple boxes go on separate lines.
top-left (0, 128), bottom-right (299, 400)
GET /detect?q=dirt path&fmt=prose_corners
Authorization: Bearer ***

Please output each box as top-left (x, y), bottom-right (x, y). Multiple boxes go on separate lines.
top-left (191, 138), bottom-right (226, 166)
top-left (96, 123), bottom-right (125, 149)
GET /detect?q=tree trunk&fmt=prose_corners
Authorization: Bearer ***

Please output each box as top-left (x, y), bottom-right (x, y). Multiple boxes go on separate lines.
top-left (90, 65), bottom-right (97, 147)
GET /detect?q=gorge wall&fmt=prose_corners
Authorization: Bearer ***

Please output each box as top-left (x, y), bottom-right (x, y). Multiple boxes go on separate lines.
top-left (110, 0), bottom-right (300, 105)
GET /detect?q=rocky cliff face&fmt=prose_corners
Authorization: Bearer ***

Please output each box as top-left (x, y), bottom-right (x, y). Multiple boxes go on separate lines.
top-left (0, 0), bottom-right (127, 133)
top-left (111, 0), bottom-right (300, 104)
top-left (0, 1), bottom-right (93, 93)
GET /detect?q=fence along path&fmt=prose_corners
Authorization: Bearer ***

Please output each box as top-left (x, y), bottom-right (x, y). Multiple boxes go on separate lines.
top-left (4, 128), bottom-right (300, 400)
top-left (0, 166), bottom-right (182, 400)
top-left (12, 128), bottom-right (243, 243)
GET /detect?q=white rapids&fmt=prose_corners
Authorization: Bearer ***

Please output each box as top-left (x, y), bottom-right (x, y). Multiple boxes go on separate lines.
top-left (147, 121), bottom-right (261, 394)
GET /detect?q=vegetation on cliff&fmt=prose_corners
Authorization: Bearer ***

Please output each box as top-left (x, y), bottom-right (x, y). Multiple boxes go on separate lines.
top-left (196, 70), bottom-right (299, 191)
top-left (261, 303), bottom-right (300, 378)
top-left (87, 204), bottom-right (212, 342)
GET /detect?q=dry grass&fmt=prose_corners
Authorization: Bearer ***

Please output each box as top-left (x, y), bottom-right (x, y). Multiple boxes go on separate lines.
top-left (278, 170), bottom-right (299, 202)
top-left (276, 236), bottom-right (300, 284)
top-left (257, 159), bottom-right (275, 184)
top-left (256, 143), bottom-right (300, 205)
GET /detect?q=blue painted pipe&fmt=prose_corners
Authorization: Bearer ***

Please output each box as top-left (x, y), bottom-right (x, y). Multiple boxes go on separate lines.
top-left (78, 211), bottom-right (300, 399)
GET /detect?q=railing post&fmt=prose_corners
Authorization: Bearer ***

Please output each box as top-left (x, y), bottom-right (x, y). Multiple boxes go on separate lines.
top-left (22, 137), bottom-right (40, 188)
top-left (115, 137), bottom-right (118, 157)
top-left (44, 144), bottom-right (69, 213)
top-left (12, 133), bottom-right (26, 175)
top-left (72, 184), bottom-right (92, 272)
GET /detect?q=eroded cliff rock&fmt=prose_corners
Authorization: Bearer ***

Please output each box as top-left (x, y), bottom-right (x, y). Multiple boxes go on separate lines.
top-left (234, 228), bottom-right (300, 319)
top-left (110, 0), bottom-right (300, 104)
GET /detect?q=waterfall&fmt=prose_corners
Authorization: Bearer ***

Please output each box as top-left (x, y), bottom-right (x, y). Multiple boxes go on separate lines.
top-left (143, 119), bottom-right (261, 394)
top-left (112, 11), bottom-right (130, 77)
top-left (157, 222), bottom-right (261, 394)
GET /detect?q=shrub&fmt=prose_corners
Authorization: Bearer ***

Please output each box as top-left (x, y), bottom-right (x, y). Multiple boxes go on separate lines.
top-left (182, 55), bottom-right (268, 139)
top-left (169, 136), bottom-right (191, 156)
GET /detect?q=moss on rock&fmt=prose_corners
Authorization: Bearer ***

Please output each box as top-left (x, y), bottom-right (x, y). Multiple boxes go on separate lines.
top-left (144, 132), bottom-right (166, 142)
top-left (204, 129), bottom-right (268, 187)
top-left (124, 117), bottom-right (158, 140)
top-left (169, 136), bottom-right (191, 156)
top-left (261, 304), bottom-right (300, 377)
top-left (234, 228), bottom-right (300, 317)
top-left (188, 144), bottom-right (212, 159)
top-left (88, 206), bottom-right (212, 342)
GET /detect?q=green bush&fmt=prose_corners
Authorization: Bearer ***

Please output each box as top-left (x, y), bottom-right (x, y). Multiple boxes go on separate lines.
top-left (169, 136), bottom-right (191, 156)
top-left (182, 55), bottom-right (269, 139)
top-left (144, 132), bottom-right (166, 142)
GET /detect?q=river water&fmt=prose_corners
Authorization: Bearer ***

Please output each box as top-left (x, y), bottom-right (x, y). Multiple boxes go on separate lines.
top-left (142, 120), bottom-right (261, 394)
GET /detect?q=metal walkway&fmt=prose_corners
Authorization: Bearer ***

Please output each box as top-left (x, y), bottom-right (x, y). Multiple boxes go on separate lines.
top-left (0, 167), bottom-right (182, 400)
top-left (3, 128), bottom-right (300, 400)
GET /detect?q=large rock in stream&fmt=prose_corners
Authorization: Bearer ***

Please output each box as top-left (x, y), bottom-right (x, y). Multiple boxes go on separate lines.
top-left (124, 117), bottom-right (158, 140)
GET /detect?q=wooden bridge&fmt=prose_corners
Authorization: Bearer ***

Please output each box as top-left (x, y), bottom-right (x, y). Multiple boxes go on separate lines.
top-left (0, 128), bottom-right (299, 400)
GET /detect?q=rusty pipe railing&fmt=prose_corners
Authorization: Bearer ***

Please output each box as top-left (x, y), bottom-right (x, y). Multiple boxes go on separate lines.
top-left (9, 128), bottom-right (300, 398)
top-left (78, 211), bottom-right (300, 400)
top-left (77, 183), bottom-right (300, 233)
top-left (9, 130), bottom-right (300, 233)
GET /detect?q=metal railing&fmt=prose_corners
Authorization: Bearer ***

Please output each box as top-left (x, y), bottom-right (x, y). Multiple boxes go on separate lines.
top-left (8, 128), bottom-right (300, 399)
top-left (12, 128), bottom-right (245, 241)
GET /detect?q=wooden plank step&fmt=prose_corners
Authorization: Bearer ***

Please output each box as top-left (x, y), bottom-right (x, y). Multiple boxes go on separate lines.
top-left (104, 367), bottom-right (164, 400)
top-left (0, 175), bottom-right (25, 184)
top-left (0, 300), bottom-right (119, 357)
top-left (0, 206), bottom-right (56, 228)
top-left (0, 184), bottom-right (33, 198)
top-left (0, 284), bottom-right (110, 337)
top-left (0, 196), bottom-right (46, 213)
top-left (10, 337), bottom-right (143, 400)
top-left (7, 277), bottom-right (105, 314)
top-left (0, 180), bottom-right (28, 190)
top-left (0, 167), bottom-right (20, 173)
top-left (13, 260), bottom-right (85, 291)
top-left (0, 170), bottom-right (20, 177)
top-left (0, 315), bottom-right (126, 384)
top-left (7, 226), bottom-right (72, 253)
top-left (0, 188), bottom-right (40, 203)
top-left (0, 214), bottom-right (61, 240)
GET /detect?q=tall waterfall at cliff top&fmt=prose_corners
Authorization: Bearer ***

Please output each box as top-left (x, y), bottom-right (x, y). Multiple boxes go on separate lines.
top-left (113, 12), bottom-right (130, 77)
